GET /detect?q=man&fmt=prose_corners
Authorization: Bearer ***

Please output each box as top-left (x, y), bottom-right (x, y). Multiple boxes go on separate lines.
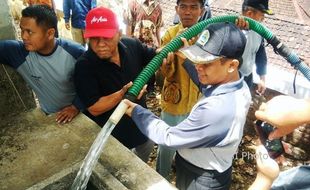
top-left (157, 0), bottom-right (205, 179)
top-left (255, 95), bottom-right (310, 189)
top-left (24, 0), bottom-right (55, 9)
top-left (74, 7), bottom-right (154, 162)
top-left (63, 0), bottom-right (96, 46)
top-left (173, 0), bottom-right (211, 24)
top-left (124, 22), bottom-right (251, 190)
top-left (124, 0), bottom-right (163, 48)
top-left (236, 0), bottom-right (273, 94)
top-left (124, 0), bottom-right (163, 96)
top-left (0, 5), bottom-right (85, 123)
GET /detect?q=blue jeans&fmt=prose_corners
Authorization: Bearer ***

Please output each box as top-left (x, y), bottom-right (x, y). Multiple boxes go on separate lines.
top-left (156, 111), bottom-right (188, 179)
top-left (271, 165), bottom-right (310, 190)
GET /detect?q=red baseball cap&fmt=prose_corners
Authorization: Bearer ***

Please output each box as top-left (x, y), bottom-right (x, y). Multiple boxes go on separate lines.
top-left (84, 7), bottom-right (119, 38)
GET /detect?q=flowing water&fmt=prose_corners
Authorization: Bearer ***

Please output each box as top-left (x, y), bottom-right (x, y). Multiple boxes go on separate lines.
top-left (70, 120), bottom-right (116, 190)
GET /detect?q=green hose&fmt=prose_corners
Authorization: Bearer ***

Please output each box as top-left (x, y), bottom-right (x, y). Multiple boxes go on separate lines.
top-left (126, 15), bottom-right (281, 97)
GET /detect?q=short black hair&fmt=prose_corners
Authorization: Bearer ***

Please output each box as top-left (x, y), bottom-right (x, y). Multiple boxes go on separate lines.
top-left (22, 5), bottom-right (58, 37)
top-left (177, 0), bottom-right (205, 6)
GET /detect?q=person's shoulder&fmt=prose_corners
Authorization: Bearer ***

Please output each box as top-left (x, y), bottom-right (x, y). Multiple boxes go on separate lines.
top-left (120, 36), bottom-right (141, 46)
top-left (57, 38), bottom-right (85, 58)
top-left (165, 24), bottom-right (182, 35)
top-left (161, 24), bottom-right (180, 42)
top-left (168, 24), bottom-right (181, 31)
top-left (0, 40), bottom-right (29, 58)
top-left (0, 40), bottom-right (25, 50)
top-left (76, 51), bottom-right (88, 63)
top-left (57, 38), bottom-right (84, 50)
top-left (75, 54), bottom-right (90, 72)
top-left (76, 48), bottom-right (96, 66)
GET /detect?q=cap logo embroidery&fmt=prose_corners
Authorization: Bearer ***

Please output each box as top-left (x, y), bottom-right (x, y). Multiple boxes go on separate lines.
top-left (91, 16), bottom-right (108, 24)
top-left (197, 30), bottom-right (210, 46)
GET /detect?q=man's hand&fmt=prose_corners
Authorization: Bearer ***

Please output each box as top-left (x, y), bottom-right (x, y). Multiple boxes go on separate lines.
top-left (160, 52), bottom-right (176, 74)
top-left (123, 99), bottom-right (138, 117)
top-left (137, 85), bottom-right (147, 100)
top-left (255, 96), bottom-right (310, 139)
top-left (123, 85), bottom-right (146, 117)
top-left (65, 23), bottom-right (70, 30)
top-left (56, 105), bottom-right (79, 124)
top-left (256, 78), bottom-right (266, 95)
top-left (235, 16), bottom-right (249, 30)
top-left (248, 145), bottom-right (279, 190)
top-left (120, 82), bottom-right (133, 96)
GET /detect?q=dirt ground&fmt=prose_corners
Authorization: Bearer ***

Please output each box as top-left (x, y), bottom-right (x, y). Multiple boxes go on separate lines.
top-left (145, 86), bottom-right (310, 189)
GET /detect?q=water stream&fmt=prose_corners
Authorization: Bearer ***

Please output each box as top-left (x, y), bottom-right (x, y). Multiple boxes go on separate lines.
top-left (70, 100), bottom-right (128, 190)
top-left (70, 120), bottom-right (116, 190)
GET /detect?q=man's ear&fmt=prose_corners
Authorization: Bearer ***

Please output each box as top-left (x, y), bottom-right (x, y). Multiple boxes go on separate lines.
top-left (47, 28), bottom-right (56, 40)
top-left (228, 59), bottom-right (239, 73)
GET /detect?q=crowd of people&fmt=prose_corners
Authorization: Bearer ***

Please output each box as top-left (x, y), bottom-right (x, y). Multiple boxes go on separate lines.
top-left (1, 0), bottom-right (309, 189)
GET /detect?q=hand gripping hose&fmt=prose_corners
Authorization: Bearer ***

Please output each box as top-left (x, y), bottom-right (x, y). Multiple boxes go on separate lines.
top-left (126, 15), bottom-right (310, 99)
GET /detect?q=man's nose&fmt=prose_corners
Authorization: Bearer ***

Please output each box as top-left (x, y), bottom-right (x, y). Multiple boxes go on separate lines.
top-left (97, 38), bottom-right (109, 46)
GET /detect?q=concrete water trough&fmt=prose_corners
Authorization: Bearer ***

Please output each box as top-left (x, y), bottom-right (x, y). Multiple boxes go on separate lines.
top-left (0, 109), bottom-right (176, 190)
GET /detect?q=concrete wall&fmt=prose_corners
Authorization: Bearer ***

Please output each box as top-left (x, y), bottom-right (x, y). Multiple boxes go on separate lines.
top-left (0, 0), bottom-right (36, 120)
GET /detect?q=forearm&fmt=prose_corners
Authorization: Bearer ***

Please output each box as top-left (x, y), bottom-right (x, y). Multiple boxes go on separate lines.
top-left (88, 90), bottom-right (123, 116)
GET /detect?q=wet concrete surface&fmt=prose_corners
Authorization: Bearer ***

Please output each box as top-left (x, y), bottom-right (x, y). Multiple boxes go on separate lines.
top-left (0, 109), bottom-right (99, 189)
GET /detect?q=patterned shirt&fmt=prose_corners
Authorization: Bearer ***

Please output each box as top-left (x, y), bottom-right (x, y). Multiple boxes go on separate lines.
top-left (160, 24), bottom-right (200, 115)
top-left (124, 0), bottom-right (163, 47)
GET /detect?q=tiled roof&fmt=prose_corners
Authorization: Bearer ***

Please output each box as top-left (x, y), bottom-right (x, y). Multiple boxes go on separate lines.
top-left (161, 0), bottom-right (310, 97)
top-left (210, 7), bottom-right (310, 73)
top-left (298, 0), bottom-right (310, 22)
